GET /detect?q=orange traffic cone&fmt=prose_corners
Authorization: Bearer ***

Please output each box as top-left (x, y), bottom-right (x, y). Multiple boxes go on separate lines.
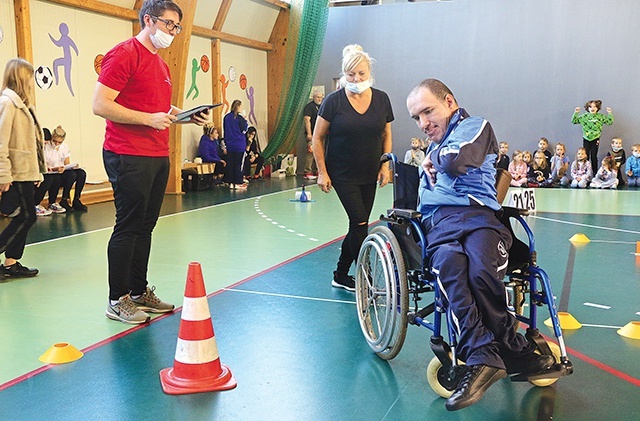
top-left (160, 262), bottom-right (237, 394)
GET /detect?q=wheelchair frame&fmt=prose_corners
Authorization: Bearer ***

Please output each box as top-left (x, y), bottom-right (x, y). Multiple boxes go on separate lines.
top-left (355, 154), bottom-right (573, 397)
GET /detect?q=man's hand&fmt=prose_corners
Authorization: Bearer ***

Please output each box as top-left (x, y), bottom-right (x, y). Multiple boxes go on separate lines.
top-left (149, 112), bottom-right (177, 130)
top-left (421, 152), bottom-right (437, 185)
top-left (191, 108), bottom-right (210, 126)
top-left (317, 172), bottom-right (332, 193)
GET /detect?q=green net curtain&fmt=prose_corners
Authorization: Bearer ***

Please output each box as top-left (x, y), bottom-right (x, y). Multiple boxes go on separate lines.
top-left (262, 0), bottom-right (330, 160)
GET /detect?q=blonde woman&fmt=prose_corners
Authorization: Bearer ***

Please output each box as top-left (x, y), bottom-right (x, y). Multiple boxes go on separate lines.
top-left (312, 44), bottom-right (394, 291)
top-left (0, 58), bottom-right (45, 279)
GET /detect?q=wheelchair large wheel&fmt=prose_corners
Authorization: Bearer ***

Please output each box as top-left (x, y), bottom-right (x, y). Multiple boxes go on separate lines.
top-left (356, 225), bottom-right (409, 360)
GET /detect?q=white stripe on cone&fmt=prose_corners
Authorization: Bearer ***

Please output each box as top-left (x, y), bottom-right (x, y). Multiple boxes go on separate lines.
top-left (181, 296), bottom-right (211, 321)
top-left (175, 337), bottom-right (219, 364)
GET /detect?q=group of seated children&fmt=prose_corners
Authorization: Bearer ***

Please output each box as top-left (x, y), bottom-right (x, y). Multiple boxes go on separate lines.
top-left (498, 137), bottom-right (640, 189)
top-left (34, 126), bottom-right (87, 216)
top-left (197, 123), bottom-right (264, 187)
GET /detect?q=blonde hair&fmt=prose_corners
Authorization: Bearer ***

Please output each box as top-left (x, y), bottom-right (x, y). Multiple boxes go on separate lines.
top-left (2, 58), bottom-right (35, 106)
top-left (52, 125), bottom-right (66, 140)
top-left (533, 151), bottom-right (548, 170)
top-left (339, 44), bottom-right (374, 87)
top-left (203, 122), bottom-right (217, 136)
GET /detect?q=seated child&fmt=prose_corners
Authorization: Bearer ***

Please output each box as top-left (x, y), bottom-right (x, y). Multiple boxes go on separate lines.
top-left (508, 150), bottom-right (528, 187)
top-left (537, 137), bottom-right (552, 164)
top-left (47, 126), bottom-right (87, 212)
top-left (606, 137), bottom-right (626, 186)
top-left (496, 141), bottom-right (510, 170)
top-left (243, 127), bottom-right (265, 179)
top-left (404, 137), bottom-right (426, 167)
top-left (570, 147), bottom-right (593, 188)
top-left (548, 143), bottom-right (571, 186)
top-left (198, 123), bottom-right (226, 183)
top-left (527, 150), bottom-right (551, 187)
top-left (522, 150), bottom-right (532, 167)
top-left (626, 143), bottom-right (640, 187)
top-left (590, 156), bottom-right (619, 189)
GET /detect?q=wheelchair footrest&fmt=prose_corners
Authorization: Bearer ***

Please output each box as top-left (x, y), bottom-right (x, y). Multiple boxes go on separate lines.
top-left (509, 361), bottom-right (574, 382)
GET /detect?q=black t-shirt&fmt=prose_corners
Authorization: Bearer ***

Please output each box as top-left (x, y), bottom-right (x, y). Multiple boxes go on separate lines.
top-left (319, 88), bottom-right (394, 184)
top-left (303, 100), bottom-right (320, 134)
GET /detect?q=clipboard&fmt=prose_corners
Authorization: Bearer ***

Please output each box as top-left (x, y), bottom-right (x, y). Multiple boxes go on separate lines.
top-left (173, 103), bottom-right (222, 123)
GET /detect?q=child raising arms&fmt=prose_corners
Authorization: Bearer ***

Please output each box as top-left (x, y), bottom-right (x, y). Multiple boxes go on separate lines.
top-left (572, 100), bottom-right (613, 171)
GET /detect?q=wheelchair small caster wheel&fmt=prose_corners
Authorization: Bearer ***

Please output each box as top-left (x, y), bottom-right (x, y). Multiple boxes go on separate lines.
top-left (426, 356), bottom-right (464, 398)
top-left (529, 342), bottom-right (561, 387)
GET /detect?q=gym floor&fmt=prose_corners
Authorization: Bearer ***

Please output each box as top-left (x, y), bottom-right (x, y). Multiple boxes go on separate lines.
top-left (0, 178), bottom-right (639, 420)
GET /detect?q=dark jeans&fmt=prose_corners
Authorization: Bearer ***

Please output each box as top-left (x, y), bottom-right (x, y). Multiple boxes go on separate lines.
top-left (33, 173), bottom-right (62, 205)
top-left (243, 154), bottom-right (264, 177)
top-left (103, 150), bottom-right (169, 300)
top-left (0, 182), bottom-right (36, 260)
top-left (61, 168), bottom-right (87, 201)
top-left (332, 182), bottom-right (377, 274)
top-left (224, 151), bottom-right (245, 184)
top-left (583, 138), bottom-right (600, 174)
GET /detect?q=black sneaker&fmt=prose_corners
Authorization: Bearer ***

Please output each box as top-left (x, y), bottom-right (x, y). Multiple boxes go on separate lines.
top-left (1, 262), bottom-right (39, 278)
top-left (73, 199), bottom-right (88, 212)
top-left (59, 199), bottom-right (73, 212)
top-left (331, 271), bottom-right (355, 292)
top-left (505, 352), bottom-right (555, 376)
top-left (445, 364), bottom-right (507, 411)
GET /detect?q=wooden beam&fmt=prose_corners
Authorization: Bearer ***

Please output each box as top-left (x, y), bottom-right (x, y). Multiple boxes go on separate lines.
top-left (13, 0), bottom-right (33, 63)
top-left (211, 39), bottom-right (223, 130)
top-left (263, 0), bottom-right (290, 9)
top-left (44, 0), bottom-right (138, 20)
top-left (266, 7), bottom-right (290, 137)
top-left (158, 0), bottom-right (198, 194)
top-left (213, 0), bottom-right (232, 31)
top-left (192, 26), bottom-right (273, 51)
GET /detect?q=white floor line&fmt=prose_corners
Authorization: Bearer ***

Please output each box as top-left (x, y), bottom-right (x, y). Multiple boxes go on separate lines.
top-left (26, 187), bottom-right (303, 247)
top-left (530, 215), bottom-right (640, 235)
top-left (222, 287), bottom-right (356, 305)
top-left (583, 302), bottom-right (612, 309)
top-left (580, 323), bottom-right (623, 329)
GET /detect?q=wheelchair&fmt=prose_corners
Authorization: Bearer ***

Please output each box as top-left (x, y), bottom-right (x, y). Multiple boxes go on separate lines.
top-left (355, 154), bottom-right (573, 398)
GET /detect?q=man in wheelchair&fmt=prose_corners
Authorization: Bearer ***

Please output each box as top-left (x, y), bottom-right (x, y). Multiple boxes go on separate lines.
top-left (406, 79), bottom-right (555, 411)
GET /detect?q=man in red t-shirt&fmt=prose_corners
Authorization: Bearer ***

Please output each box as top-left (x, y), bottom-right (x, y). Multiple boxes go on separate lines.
top-left (93, 0), bottom-right (209, 324)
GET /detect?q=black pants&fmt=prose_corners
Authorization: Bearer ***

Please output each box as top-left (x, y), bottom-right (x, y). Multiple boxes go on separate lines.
top-left (223, 151), bottom-right (245, 184)
top-left (61, 168), bottom-right (87, 201)
top-left (243, 154), bottom-right (264, 177)
top-left (332, 183), bottom-right (377, 274)
top-left (583, 138), bottom-right (600, 174)
top-left (424, 206), bottom-right (532, 369)
top-left (103, 150), bottom-right (169, 300)
top-left (33, 173), bottom-right (61, 205)
top-left (0, 182), bottom-right (36, 260)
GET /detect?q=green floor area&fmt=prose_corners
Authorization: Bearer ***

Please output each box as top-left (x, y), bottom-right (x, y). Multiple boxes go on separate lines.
top-left (1, 182), bottom-right (639, 419)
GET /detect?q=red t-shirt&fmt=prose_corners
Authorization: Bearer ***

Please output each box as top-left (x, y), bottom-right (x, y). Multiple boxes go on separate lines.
top-left (98, 38), bottom-right (172, 157)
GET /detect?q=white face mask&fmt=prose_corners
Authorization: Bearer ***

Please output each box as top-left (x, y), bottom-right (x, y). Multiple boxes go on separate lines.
top-left (345, 79), bottom-right (371, 94)
top-left (634, 152), bottom-right (640, 158)
top-left (612, 146), bottom-right (622, 152)
top-left (150, 25), bottom-right (174, 49)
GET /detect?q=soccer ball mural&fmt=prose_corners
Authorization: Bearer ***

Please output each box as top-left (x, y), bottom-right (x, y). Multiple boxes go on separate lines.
top-left (35, 66), bottom-right (54, 90)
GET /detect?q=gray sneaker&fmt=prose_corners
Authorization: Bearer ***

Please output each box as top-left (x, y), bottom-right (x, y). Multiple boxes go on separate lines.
top-left (131, 286), bottom-right (175, 313)
top-left (106, 294), bottom-right (150, 324)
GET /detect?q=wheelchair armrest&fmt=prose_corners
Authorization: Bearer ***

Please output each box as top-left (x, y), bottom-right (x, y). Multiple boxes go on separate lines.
top-left (501, 206), bottom-right (529, 217)
top-left (387, 208), bottom-right (422, 220)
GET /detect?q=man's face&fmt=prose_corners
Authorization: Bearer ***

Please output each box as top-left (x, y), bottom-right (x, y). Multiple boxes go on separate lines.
top-left (407, 87), bottom-right (457, 143)
top-left (313, 93), bottom-right (324, 105)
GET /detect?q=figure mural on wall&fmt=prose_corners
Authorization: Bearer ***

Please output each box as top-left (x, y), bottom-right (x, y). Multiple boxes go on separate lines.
top-left (49, 22), bottom-right (79, 97)
top-left (0, 26), bottom-right (4, 44)
top-left (246, 85), bottom-right (257, 126)
top-left (220, 73), bottom-right (230, 114)
top-left (186, 57), bottom-right (200, 100)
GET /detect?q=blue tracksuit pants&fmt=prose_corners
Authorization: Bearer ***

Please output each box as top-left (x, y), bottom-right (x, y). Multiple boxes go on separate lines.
top-left (423, 206), bottom-right (533, 369)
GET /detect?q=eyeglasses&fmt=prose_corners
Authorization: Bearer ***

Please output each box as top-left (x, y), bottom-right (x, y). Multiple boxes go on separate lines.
top-left (150, 15), bottom-right (182, 34)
